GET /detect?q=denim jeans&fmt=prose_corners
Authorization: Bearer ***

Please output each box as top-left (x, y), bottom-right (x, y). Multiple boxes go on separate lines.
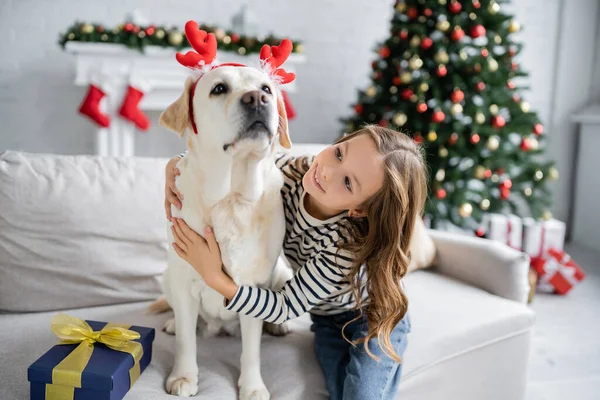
top-left (310, 309), bottom-right (410, 400)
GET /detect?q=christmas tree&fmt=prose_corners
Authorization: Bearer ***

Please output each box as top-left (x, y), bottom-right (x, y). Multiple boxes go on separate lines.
top-left (341, 0), bottom-right (558, 231)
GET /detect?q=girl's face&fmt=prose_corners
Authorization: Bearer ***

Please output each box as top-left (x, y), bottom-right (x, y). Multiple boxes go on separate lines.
top-left (302, 134), bottom-right (385, 218)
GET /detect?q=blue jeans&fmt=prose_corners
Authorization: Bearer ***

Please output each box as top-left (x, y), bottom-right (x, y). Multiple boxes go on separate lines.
top-left (310, 309), bottom-right (410, 400)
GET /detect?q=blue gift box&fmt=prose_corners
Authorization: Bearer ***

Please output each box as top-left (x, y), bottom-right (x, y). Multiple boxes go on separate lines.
top-left (27, 320), bottom-right (155, 400)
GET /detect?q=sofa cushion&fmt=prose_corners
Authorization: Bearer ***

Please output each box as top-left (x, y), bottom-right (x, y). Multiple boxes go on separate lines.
top-left (0, 151), bottom-right (169, 312)
top-left (0, 269), bottom-right (534, 400)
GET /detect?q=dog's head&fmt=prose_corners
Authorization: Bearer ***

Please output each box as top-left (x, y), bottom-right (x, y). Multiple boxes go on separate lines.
top-left (159, 21), bottom-right (293, 157)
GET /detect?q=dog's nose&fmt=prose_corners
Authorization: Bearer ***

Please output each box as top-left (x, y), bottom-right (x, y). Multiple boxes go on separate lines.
top-left (241, 90), bottom-right (269, 110)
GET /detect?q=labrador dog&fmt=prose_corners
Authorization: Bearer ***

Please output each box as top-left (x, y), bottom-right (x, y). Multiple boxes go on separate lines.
top-left (156, 22), bottom-right (295, 400)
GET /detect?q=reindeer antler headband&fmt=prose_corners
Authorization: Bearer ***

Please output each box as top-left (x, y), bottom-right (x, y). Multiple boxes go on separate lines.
top-left (176, 21), bottom-right (296, 134)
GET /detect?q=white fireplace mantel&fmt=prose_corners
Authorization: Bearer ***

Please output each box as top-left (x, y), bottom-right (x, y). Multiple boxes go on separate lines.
top-left (66, 42), bottom-right (306, 156)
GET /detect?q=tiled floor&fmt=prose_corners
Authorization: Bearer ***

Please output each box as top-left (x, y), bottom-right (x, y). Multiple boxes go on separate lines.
top-left (526, 243), bottom-right (600, 400)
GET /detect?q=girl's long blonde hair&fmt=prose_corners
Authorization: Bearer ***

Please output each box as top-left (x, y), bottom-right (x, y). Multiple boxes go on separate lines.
top-left (294, 125), bottom-right (428, 362)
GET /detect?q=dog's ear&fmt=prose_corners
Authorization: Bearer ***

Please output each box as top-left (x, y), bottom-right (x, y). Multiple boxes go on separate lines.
top-left (159, 76), bottom-right (196, 137)
top-left (276, 90), bottom-right (292, 149)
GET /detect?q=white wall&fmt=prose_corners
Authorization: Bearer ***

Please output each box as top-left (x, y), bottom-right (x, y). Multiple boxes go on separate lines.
top-left (0, 0), bottom-right (597, 226)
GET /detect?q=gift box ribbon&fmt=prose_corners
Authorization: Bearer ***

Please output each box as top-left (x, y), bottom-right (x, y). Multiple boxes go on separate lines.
top-left (46, 313), bottom-right (143, 400)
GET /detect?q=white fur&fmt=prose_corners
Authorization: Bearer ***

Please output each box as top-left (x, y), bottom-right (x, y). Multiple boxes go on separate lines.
top-left (160, 66), bottom-right (292, 399)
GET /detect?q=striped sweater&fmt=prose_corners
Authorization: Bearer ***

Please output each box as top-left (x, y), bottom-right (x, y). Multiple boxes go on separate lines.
top-left (225, 154), bottom-right (369, 324)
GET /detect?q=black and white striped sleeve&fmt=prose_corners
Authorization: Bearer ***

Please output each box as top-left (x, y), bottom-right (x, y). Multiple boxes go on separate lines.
top-left (225, 247), bottom-right (354, 324)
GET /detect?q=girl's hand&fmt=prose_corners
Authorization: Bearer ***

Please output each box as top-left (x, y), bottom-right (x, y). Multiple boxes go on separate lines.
top-left (171, 218), bottom-right (224, 288)
top-left (165, 156), bottom-right (183, 220)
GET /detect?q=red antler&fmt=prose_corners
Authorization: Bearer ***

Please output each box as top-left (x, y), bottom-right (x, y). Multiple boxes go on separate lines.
top-left (176, 21), bottom-right (217, 68)
top-left (260, 39), bottom-right (296, 84)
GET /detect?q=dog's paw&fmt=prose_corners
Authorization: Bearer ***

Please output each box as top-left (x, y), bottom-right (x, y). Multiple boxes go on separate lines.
top-left (264, 321), bottom-right (291, 336)
top-left (166, 374), bottom-right (199, 397)
top-left (163, 318), bottom-right (176, 335)
top-left (239, 384), bottom-right (270, 400)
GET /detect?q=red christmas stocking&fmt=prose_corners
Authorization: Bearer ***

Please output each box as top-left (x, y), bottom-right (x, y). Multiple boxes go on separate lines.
top-left (119, 76), bottom-right (151, 131)
top-left (78, 84), bottom-right (110, 127)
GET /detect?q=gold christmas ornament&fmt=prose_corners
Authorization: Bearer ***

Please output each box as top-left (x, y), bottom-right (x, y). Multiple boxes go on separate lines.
top-left (81, 24), bottom-right (94, 34)
top-left (459, 203), bottom-right (473, 218)
top-left (509, 20), bottom-right (521, 33)
top-left (451, 103), bottom-right (463, 115)
top-left (438, 0), bottom-right (447, 4)
top-left (238, 47), bottom-right (247, 55)
top-left (475, 165), bottom-right (486, 179)
top-left (409, 56), bottom-right (423, 70)
top-left (439, 147), bottom-right (449, 157)
top-left (401, 71), bottom-right (412, 83)
top-left (435, 50), bottom-right (449, 64)
top-left (138, 31), bottom-right (146, 38)
top-left (475, 112), bottom-right (485, 124)
top-left (534, 170), bottom-right (544, 181)
top-left (549, 167), bottom-right (559, 180)
top-left (459, 50), bottom-right (468, 60)
top-left (101, 34), bottom-right (108, 41)
top-left (489, 104), bottom-right (499, 115)
top-left (530, 137), bottom-right (539, 150)
top-left (469, 13), bottom-right (477, 20)
top-left (489, 1), bottom-right (500, 14)
top-left (366, 86), bottom-right (377, 97)
top-left (436, 169), bottom-right (445, 181)
top-left (295, 43), bottom-right (304, 53)
top-left (524, 187), bottom-right (533, 196)
top-left (488, 58), bottom-right (498, 72)
top-left (410, 94), bottom-right (418, 102)
top-left (494, 35), bottom-right (502, 44)
top-left (542, 210), bottom-right (553, 221)
top-left (480, 199), bottom-right (490, 210)
top-left (418, 16), bottom-right (427, 23)
top-left (410, 36), bottom-right (421, 47)
top-left (155, 29), bottom-right (165, 39)
top-left (521, 102), bottom-right (531, 112)
top-left (437, 20), bottom-right (450, 32)
top-left (168, 31), bottom-right (183, 46)
top-left (396, 2), bottom-right (407, 12)
top-left (223, 35), bottom-right (232, 44)
top-left (491, 174), bottom-right (500, 183)
top-left (487, 136), bottom-right (500, 151)
top-left (389, 86), bottom-right (398, 94)
top-left (393, 113), bottom-right (407, 126)
top-left (68, 33), bottom-right (75, 40)
top-left (214, 28), bottom-right (226, 40)
top-left (419, 82), bottom-right (429, 92)
top-left (428, 130), bottom-right (438, 142)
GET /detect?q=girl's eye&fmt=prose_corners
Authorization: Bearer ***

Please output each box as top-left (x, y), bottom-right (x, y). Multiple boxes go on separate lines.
top-left (345, 177), bottom-right (352, 192)
top-left (336, 147), bottom-right (342, 161)
top-left (211, 83), bottom-right (228, 95)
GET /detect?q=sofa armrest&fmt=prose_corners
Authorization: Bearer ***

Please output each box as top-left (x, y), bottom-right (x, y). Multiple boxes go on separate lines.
top-left (427, 229), bottom-right (531, 304)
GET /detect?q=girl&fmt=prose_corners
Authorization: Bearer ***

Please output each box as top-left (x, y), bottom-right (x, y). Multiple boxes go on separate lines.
top-left (165, 125), bottom-right (428, 400)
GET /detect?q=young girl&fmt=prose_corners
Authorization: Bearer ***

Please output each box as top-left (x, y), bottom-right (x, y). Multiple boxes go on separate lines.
top-left (165, 125), bottom-right (428, 400)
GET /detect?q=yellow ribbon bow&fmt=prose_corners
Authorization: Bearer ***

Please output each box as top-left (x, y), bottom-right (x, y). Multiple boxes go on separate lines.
top-left (46, 313), bottom-right (143, 400)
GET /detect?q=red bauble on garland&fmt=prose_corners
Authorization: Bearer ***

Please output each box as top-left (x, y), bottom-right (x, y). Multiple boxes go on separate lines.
top-left (401, 88), bottom-right (414, 100)
top-left (533, 123), bottom-right (544, 135)
top-left (520, 137), bottom-right (532, 151)
top-left (437, 65), bottom-right (448, 77)
top-left (476, 81), bottom-right (486, 91)
top-left (379, 46), bottom-right (391, 58)
top-left (432, 110), bottom-right (445, 123)
top-left (436, 188), bottom-right (447, 199)
top-left (421, 37), bottom-right (433, 50)
top-left (407, 7), bottom-right (418, 19)
top-left (492, 115), bottom-right (506, 128)
top-left (417, 103), bottom-right (428, 113)
top-left (470, 133), bottom-right (481, 144)
top-left (452, 28), bottom-right (465, 41)
top-left (470, 25), bottom-right (486, 38)
top-left (449, 1), bottom-right (462, 14)
top-left (354, 104), bottom-right (363, 114)
top-left (450, 89), bottom-right (464, 103)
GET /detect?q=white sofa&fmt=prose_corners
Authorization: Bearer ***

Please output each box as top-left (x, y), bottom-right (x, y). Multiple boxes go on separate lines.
top-left (0, 147), bottom-right (535, 400)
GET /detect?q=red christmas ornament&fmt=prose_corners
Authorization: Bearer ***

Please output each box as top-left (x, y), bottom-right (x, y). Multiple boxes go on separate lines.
top-left (379, 46), bottom-right (391, 58)
top-left (393, 76), bottom-right (401, 86)
top-left (474, 63), bottom-right (482, 73)
top-left (401, 88), bottom-right (414, 100)
top-left (472, 0), bottom-right (481, 8)
top-left (507, 80), bottom-right (516, 89)
top-left (231, 33), bottom-right (240, 43)
top-left (372, 61), bottom-right (378, 69)
top-left (451, 28), bottom-right (465, 41)
top-left (379, 119), bottom-right (389, 127)
top-left (421, 37), bottom-right (433, 50)
top-left (449, 1), bottom-right (462, 13)
top-left (508, 49), bottom-right (517, 57)
top-left (424, 8), bottom-right (433, 17)
top-left (501, 179), bottom-right (512, 189)
top-left (475, 227), bottom-right (486, 237)
top-left (125, 23), bottom-right (134, 32)
top-left (374, 72), bottom-right (382, 80)
top-left (513, 94), bottom-right (521, 102)
top-left (399, 29), bottom-right (409, 39)
top-left (470, 25), bottom-right (486, 38)
top-left (496, 168), bottom-right (505, 175)
top-left (533, 123), bottom-right (544, 135)
top-left (511, 62), bottom-right (518, 71)
top-left (417, 103), bottom-right (428, 113)
top-left (145, 26), bottom-right (155, 36)
top-left (520, 137), bottom-right (532, 151)
top-left (492, 115), bottom-right (506, 128)
top-left (407, 7), bottom-right (418, 19)
top-left (481, 48), bottom-right (489, 57)
top-left (432, 110), bottom-right (445, 123)
top-left (414, 135), bottom-right (424, 144)
top-left (97, 26), bottom-right (104, 33)
top-left (449, 132), bottom-right (459, 145)
top-left (450, 89), bottom-right (464, 103)
top-left (476, 82), bottom-right (486, 91)
top-left (500, 186), bottom-right (511, 200)
top-left (470, 133), bottom-right (480, 144)
top-left (484, 169), bottom-right (492, 179)
top-left (133, 25), bottom-right (140, 33)
top-left (437, 65), bottom-right (448, 77)
top-left (436, 188), bottom-right (447, 199)
top-left (354, 104), bottom-right (363, 114)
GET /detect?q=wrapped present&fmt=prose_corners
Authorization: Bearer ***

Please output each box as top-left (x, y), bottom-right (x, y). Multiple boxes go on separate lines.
top-left (486, 213), bottom-right (523, 251)
top-left (531, 247), bottom-right (586, 295)
top-left (28, 314), bottom-right (155, 400)
top-left (522, 217), bottom-right (566, 258)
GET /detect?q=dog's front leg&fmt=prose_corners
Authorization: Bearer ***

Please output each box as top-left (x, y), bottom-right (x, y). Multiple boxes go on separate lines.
top-left (238, 315), bottom-right (270, 400)
top-left (166, 284), bottom-right (200, 397)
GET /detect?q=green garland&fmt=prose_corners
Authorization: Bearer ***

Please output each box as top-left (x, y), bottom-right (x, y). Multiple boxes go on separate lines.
top-left (58, 21), bottom-right (303, 56)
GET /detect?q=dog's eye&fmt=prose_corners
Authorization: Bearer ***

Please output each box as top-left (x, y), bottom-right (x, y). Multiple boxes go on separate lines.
top-left (261, 85), bottom-right (272, 94)
top-left (211, 83), bottom-right (228, 95)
